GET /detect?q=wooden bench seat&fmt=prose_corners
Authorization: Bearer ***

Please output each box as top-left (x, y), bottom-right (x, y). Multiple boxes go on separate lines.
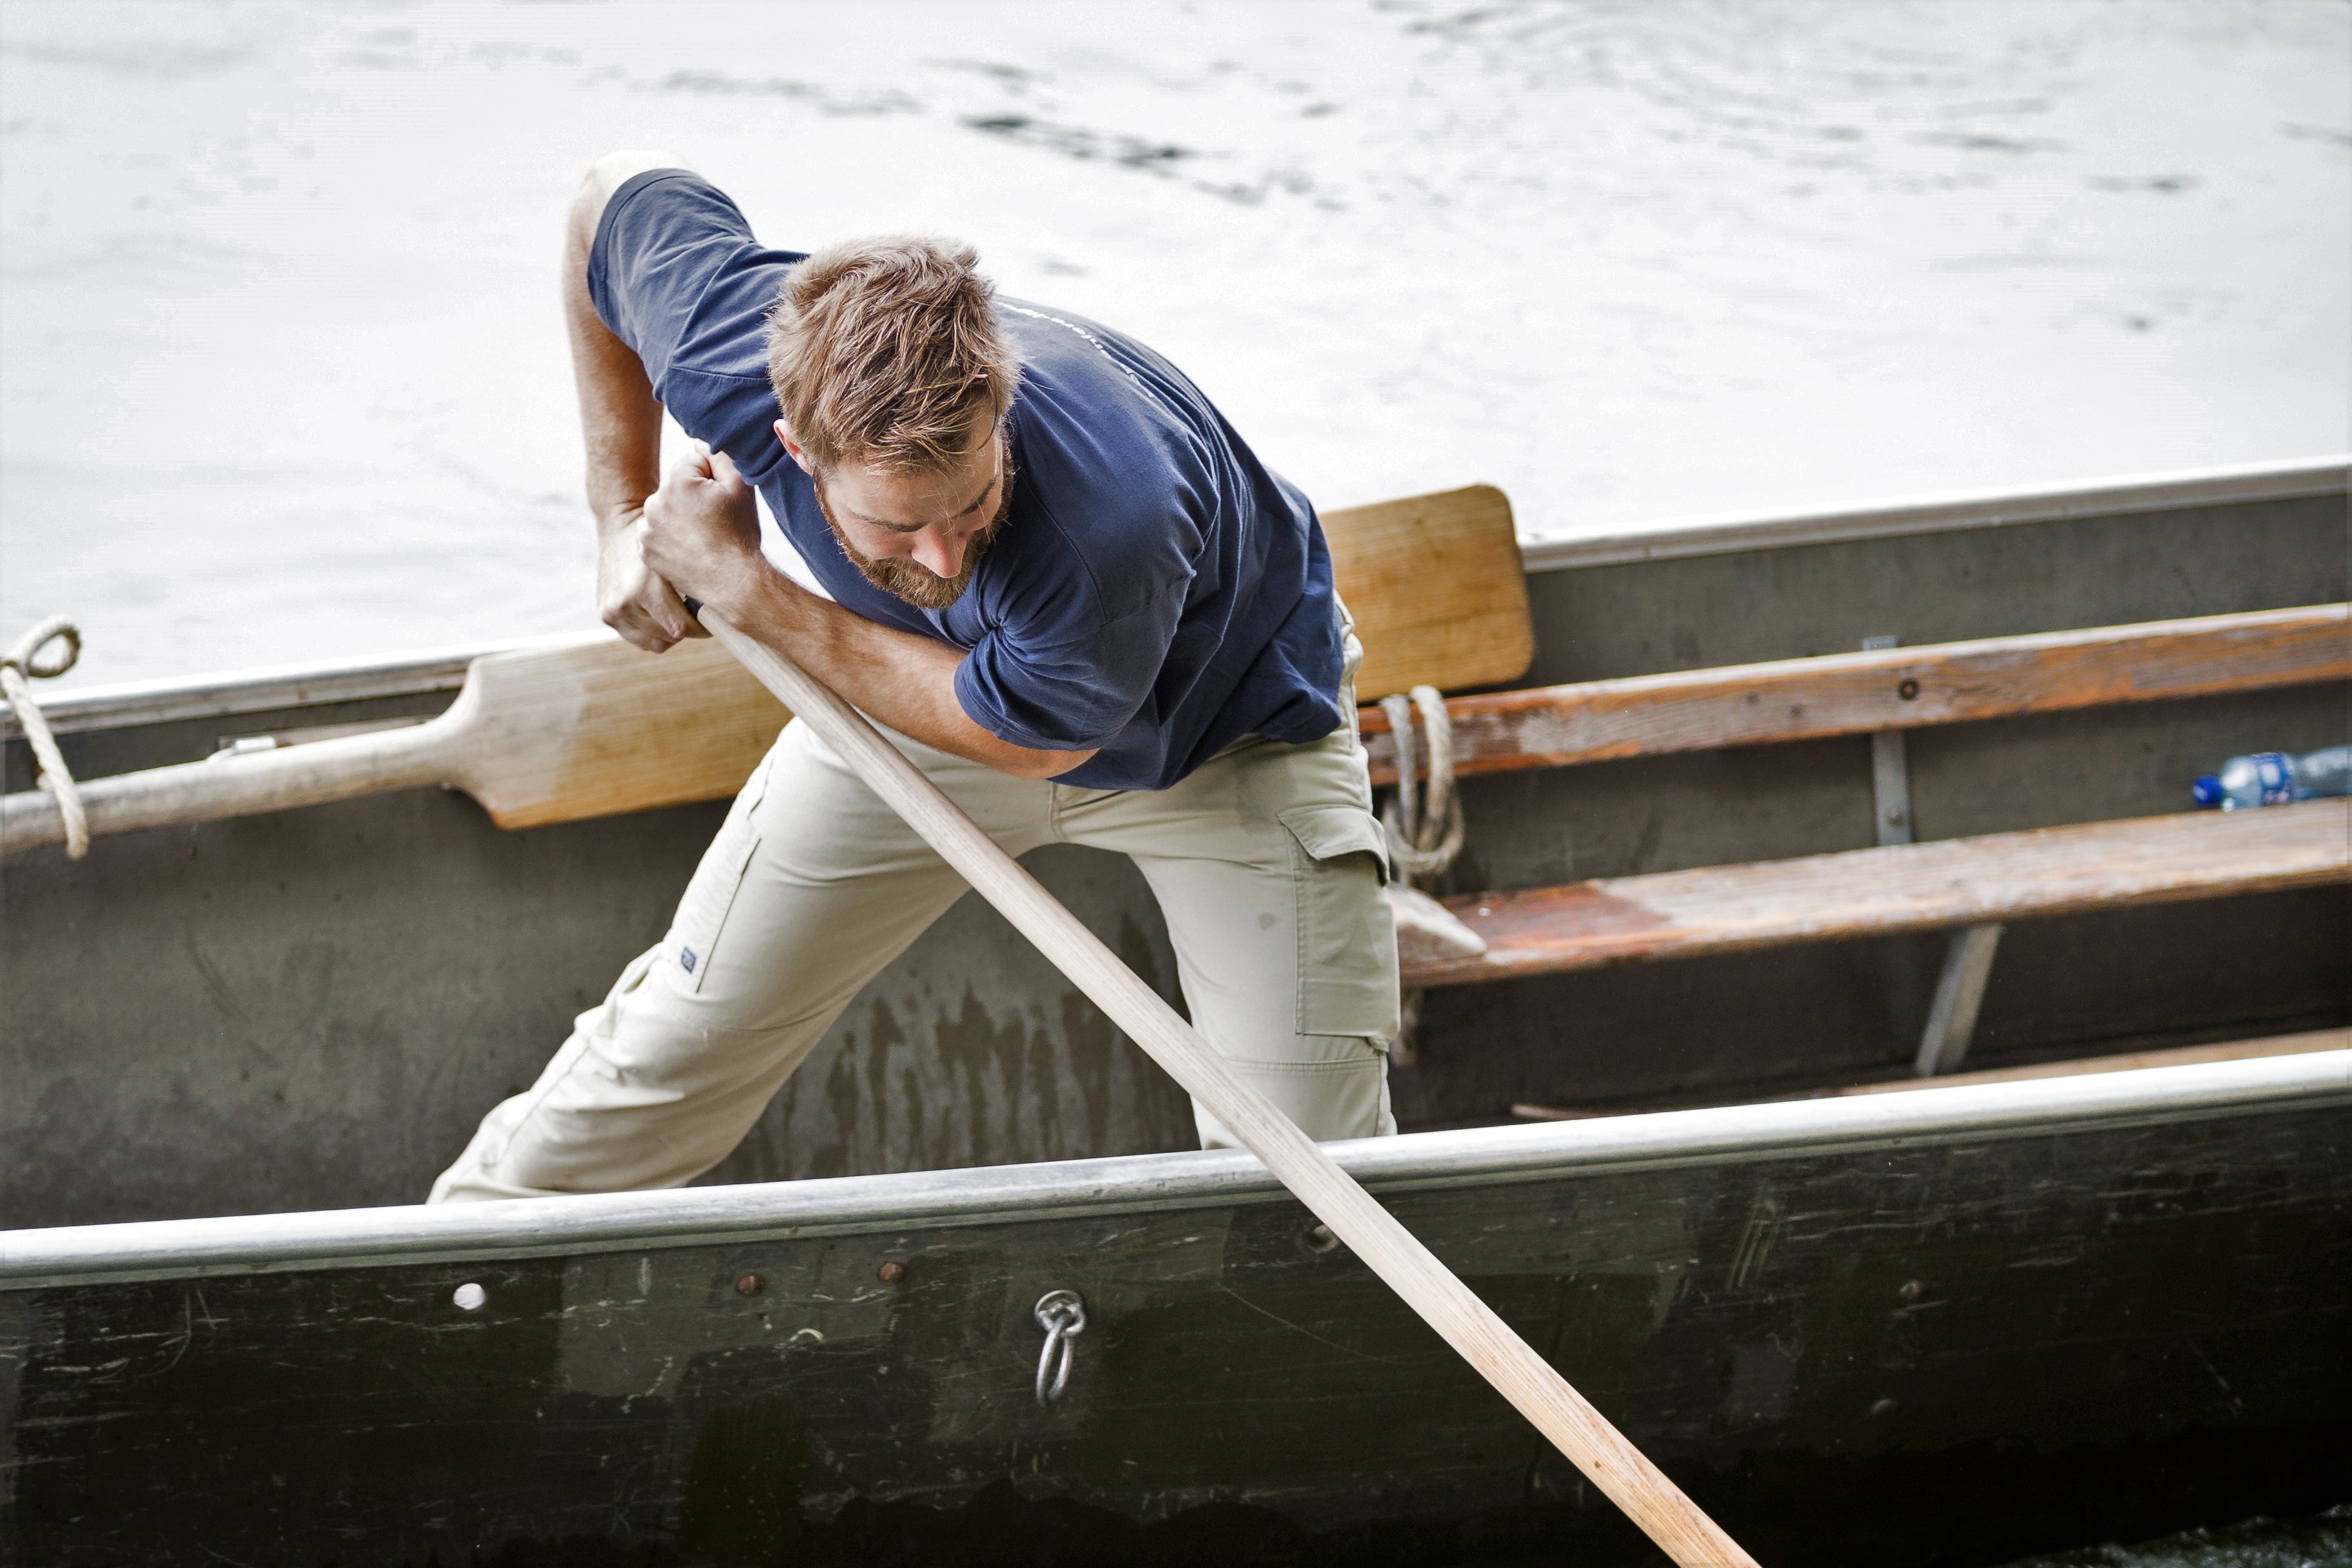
top-left (1401, 798), bottom-right (2352, 988)
top-left (1360, 602), bottom-right (2350, 786)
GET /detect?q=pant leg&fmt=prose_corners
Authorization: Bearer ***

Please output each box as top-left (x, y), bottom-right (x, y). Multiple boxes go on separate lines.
top-left (429, 718), bottom-right (1051, 1202)
top-left (1058, 719), bottom-right (1400, 1148)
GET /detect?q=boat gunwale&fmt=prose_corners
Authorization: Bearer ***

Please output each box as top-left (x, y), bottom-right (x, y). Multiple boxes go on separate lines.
top-left (1515, 452), bottom-right (2349, 571)
top-left (9, 455), bottom-right (2344, 742)
top-left (5, 1050), bottom-right (2344, 1292)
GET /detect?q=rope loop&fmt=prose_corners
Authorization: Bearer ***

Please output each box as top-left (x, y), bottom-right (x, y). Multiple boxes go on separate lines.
top-left (1, 616), bottom-right (88, 859)
top-left (1379, 685), bottom-right (1464, 888)
top-left (2, 617), bottom-right (81, 682)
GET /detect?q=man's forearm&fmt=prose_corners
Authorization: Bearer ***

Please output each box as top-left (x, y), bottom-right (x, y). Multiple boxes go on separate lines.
top-left (564, 152), bottom-right (711, 651)
top-left (563, 183), bottom-right (662, 540)
top-left (720, 565), bottom-right (1096, 781)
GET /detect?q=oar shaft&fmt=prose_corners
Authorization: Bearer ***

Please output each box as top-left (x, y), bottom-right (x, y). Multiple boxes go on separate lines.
top-left (0, 716), bottom-right (456, 854)
top-left (700, 610), bottom-right (1759, 1568)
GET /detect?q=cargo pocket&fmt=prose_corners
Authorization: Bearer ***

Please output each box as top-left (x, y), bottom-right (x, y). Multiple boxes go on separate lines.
top-left (668, 757), bottom-right (772, 995)
top-left (1277, 804), bottom-right (1400, 1039)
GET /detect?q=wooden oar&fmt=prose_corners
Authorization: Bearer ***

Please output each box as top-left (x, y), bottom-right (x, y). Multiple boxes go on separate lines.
top-left (694, 607), bottom-right (1760, 1568)
top-left (0, 634), bottom-right (788, 854)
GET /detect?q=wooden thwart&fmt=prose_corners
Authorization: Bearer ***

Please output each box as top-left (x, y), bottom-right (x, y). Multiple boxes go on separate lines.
top-left (1360, 602), bottom-right (2351, 787)
top-left (1404, 799), bottom-right (2352, 988)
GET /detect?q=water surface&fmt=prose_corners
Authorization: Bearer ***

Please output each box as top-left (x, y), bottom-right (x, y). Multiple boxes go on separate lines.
top-left (2, 1), bottom-right (2345, 686)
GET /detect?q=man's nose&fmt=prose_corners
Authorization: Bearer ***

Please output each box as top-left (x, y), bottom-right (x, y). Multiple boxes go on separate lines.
top-left (914, 531), bottom-right (965, 579)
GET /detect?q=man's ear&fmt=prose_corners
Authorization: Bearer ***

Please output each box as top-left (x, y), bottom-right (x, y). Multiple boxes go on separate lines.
top-left (774, 418), bottom-right (814, 476)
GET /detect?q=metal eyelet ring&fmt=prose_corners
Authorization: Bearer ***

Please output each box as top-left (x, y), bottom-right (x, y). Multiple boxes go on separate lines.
top-left (1033, 1289), bottom-right (1087, 1407)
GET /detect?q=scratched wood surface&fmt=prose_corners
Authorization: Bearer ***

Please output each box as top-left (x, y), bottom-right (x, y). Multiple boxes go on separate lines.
top-left (1321, 483), bottom-right (1536, 701)
top-left (449, 634), bottom-right (790, 828)
top-left (1359, 603), bottom-right (2351, 787)
top-left (1405, 798), bottom-right (2352, 986)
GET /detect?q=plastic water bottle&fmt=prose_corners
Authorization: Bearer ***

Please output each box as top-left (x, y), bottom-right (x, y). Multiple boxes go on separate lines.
top-left (2192, 745), bottom-right (2352, 810)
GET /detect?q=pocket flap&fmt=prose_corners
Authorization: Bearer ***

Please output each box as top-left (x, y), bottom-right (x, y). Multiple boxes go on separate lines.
top-left (1277, 804), bottom-right (1391, 885)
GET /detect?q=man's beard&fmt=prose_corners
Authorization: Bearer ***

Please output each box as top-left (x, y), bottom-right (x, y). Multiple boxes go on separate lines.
top-left (815, 457), bottom-right (1014, 612)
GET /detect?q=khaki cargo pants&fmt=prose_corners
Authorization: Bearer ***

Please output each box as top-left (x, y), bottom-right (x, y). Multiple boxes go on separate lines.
top-left (429, 665), bottom-right (1398, 1202)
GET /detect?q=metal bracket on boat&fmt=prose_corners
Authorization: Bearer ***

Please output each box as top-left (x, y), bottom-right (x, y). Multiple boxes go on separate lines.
top-left (1915, 923), bottom-right (2004, 1077)
top-left (1861, 636), bottom-right (2005, 1077)
top-left (1861, 635), bottom-right (1914, 847)
top-left (1033, 1289), bottom-right (1087, 1407)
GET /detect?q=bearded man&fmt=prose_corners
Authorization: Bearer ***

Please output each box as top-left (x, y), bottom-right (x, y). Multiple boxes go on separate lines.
top-left (431, 152), bottom-right (1398, 1202)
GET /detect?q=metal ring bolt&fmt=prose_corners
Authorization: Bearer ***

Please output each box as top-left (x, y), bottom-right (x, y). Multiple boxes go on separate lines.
top-left (1033, 1289), bottom-right (1086, 1407)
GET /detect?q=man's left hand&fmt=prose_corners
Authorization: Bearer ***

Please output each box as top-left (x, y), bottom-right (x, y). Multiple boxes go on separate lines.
top-left (640, 440), bottom-right (768, 616)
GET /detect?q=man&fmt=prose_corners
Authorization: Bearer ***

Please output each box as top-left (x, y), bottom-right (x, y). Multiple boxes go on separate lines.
top-left (430, 152), bottom-right (1398, 1202)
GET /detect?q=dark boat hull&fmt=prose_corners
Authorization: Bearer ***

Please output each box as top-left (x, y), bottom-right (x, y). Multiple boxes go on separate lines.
top-left (4, 1056), bottom-right (2346, 1565)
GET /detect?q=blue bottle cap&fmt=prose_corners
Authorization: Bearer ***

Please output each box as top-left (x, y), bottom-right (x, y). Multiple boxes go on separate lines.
top-left (2190, 774), bottom-right (2223, 808)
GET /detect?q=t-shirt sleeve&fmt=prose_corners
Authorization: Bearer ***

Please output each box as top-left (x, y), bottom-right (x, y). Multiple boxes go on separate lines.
top-left (954, 584), bottom-right (1188, 754)
top-left (587, 170), bottom-right (758, 404)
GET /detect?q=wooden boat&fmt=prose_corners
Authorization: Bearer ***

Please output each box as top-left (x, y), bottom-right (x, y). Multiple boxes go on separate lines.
top-left (3, 457), bottom-right (2346, 1565)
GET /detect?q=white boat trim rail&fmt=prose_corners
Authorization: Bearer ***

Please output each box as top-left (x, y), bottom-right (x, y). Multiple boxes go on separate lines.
top-left (1518, 453), bottom-right (2349, 573)
top-left (3, 1050), bottom-right (2342, 1292)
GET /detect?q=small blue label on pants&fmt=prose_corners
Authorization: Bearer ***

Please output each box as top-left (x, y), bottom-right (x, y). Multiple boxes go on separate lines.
top-left (680, 947), bottom-right (698, 974)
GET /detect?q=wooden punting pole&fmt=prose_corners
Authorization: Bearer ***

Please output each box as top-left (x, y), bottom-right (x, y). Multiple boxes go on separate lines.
top-left (699, 607), bottom-right (1762, 1568)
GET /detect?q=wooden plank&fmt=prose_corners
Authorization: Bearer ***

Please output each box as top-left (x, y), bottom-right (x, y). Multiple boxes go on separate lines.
top-left (1323, 484), bottom-right (1536, 700)
top-left (1360, 603), bottom-right (2351, 786)
top-left (1405, 799), bottom-right (2352, 987)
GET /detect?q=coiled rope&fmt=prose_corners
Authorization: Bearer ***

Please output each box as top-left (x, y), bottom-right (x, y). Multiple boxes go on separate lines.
top-left (1, 618), bottom-right (87, 859)
top-left (1379, 685), bottom-right (1464, 888)
top-left (1378, 685), bottom-right (1471, 1066)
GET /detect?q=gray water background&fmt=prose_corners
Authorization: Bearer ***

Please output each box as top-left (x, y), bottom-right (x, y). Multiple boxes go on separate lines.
top-left (2, 0), bottom-right (2347, 689)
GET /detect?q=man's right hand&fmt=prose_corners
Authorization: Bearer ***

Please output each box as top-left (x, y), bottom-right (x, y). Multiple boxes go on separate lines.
top-left (598, 513), bottom-right (709, 652)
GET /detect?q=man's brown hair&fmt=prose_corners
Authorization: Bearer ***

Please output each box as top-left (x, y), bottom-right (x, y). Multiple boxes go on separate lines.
top-left (766, 237), bottom-right (1019, 475)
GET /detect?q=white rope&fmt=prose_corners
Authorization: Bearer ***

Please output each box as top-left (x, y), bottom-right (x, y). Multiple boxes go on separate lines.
top-left (1379, 685), bottom-right (1464, 887)
top-left (1, 617), bottom-right (87, 859)
top-left (1377, 684), bottom-right (1474, 1068)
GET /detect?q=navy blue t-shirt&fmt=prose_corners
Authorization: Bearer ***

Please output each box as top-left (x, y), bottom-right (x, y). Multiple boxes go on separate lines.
top-left (588, 170), bottom-right (1344, 792)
